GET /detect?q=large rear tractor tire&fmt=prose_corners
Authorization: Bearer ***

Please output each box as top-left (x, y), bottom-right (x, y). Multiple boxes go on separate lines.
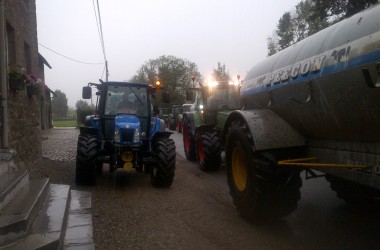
top-left (182, 117), bottom-right (196, 161)
top-left (75, 134), bottom-right (98, 186)
top-left (198, 131), bottom-right (222, 171)
top-left (326, 175), bottom-right (380, 204)
top-left (177, 119), bottom-right (182, 133)
top-left (151, 138), bottom-right (176, 187)
top-left (225, 121), bottom-right (302, 222)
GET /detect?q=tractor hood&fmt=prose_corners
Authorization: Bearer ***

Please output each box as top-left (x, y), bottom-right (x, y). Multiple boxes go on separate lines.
top-left (115, 114), bottom-right (140, 129)
top-left (114, 114), bottom-right (141, 145)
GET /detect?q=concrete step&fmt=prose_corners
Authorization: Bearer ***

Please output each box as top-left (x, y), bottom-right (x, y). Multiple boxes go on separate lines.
top-left (0, 178), bottom-right (49, 246)
top-left (63, 190), bottom-right (94, 249)
top-left (0, 185), bottom-right (94, 250)
top-left (1, 184), bottom-right (71, 249)
top-left (0, 170), bottom-right (29, 213)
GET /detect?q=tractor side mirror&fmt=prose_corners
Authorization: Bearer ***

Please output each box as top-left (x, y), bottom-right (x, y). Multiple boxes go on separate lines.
top-left (162, 91), bottom-right (170, 103)
top-left (82, 86), bottom-right (92, 99)
top-left (185, 90), bottom-right (193, 101)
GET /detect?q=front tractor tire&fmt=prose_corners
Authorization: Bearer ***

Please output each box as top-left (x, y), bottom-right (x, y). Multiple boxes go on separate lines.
top-left (75, 134), bottom-right (98, 186)
top-left (198, 131), bottom-right (222, 171)
top-left (151, 138), bottom-right (176, 187)
top-left (225, 121), bottom-right (302, 222)
top-left (182, 117), bottom-right (196, 161)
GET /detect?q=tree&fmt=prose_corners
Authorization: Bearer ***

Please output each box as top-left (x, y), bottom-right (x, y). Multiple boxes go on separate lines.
top-left (266, 0), bottom-right (376, 56)
top-left (52, 90), bottom-right (68, 119)
top-left (75, 100), bottom-right (92, 110)
top-left (267, 0), bottom-right (326, 55)
top-left (212, 62), bottom-right (231, 81)
top-left (267, 32), bottom-right (281, 56)
top-left (75, 100), bottom-right (93, 125)
top-left (312, 0), bottom-right (378, 23)
top-left (277, 12), bottom-right (294, 50)
top-left (293, 0), bottom-right (328, 41)
top-left (130, 55), bottom-right (202, 105)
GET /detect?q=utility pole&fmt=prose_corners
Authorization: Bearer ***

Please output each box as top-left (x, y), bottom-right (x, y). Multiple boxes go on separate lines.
top-left (105, 60), bottom-right (109, 81)
top-left (0, 0), bottom-right (8, 148)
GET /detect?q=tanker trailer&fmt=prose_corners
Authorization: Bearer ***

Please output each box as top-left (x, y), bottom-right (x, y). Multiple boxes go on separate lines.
top-left (223, 4), bottom-right (380, 222)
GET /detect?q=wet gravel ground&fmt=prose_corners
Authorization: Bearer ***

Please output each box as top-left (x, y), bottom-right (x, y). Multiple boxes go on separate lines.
top-left (37, 128), bottom-right (268, 250)
top-left (33, 128), bottom-right (78, 185)
top-left (37, 128), bottom-right (239, 249)
top-left (42, 127), bottom-right (78, 162)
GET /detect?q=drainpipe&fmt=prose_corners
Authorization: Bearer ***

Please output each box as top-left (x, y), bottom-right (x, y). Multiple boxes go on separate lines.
top-left (0, 0), bottom-right (9, 148)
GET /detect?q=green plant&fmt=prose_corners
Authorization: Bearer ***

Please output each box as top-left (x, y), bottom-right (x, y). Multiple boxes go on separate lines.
top-left (8, 67), bottom-right (28, 90)
top-left (8, 68), bottom-right (23, 79)
top-left (9, 66), bottom-right (43, 84)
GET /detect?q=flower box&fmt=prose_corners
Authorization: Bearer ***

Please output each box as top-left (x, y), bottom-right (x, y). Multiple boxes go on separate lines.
top-left (27, 85), bottom-right (40, 96)
top-left (9, 78), bottom-right (25, 90)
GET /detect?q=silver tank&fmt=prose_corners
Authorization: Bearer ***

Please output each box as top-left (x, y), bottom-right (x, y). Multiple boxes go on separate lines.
top-left (241, 4), bottom-right (380, 142)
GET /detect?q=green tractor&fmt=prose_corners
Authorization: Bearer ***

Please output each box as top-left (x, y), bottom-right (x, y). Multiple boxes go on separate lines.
top-left (158, 107), bottom-right (170, 128)
top-left (179, 104), bottom-right (193, 133)
top-left (182, 80), bottom-right (240, 171)
top-left (169, 103), bottom-right (193, 133)
top-left (169, 105), bottom-right (182, 132)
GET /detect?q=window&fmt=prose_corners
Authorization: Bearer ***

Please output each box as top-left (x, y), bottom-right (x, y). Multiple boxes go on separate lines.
top-left (24, 42), bottom-right (31, 72)
top-left (6, 22), bottom-right (16, 67)
top-left (105, 85), bottom-right (148, 117)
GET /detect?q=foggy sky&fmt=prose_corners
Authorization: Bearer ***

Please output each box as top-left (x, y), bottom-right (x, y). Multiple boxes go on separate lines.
top-left (36, 0), bottom-right (301, 107)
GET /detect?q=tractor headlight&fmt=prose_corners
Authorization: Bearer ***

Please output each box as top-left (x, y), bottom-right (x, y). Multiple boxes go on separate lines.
top-left (133, 128), bottom-right (140, 143)
top-left (207, 81), bottom-right (218, 87)
top-left (114, 128), bottom-right (120, 142)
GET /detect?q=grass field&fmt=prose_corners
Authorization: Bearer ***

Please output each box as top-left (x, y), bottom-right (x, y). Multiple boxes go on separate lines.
top-left (53, 120), bottom-right (78, 127)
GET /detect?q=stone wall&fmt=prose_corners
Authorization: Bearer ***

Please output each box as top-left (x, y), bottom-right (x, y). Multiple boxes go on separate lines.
top-left (8, 90), bottom-right (41, 170)
top-left (5, 0), bottom-right (41, 171)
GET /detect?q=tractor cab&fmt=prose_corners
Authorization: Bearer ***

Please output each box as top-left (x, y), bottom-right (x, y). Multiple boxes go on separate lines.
top-left (186, 80), bottom-right (240, 112)
top-left (83, 82), bottom-right (153, 144)
top-left (104, 85), bottom-right (149, 116)
top-left (203, 81), bottom-right (240, 111)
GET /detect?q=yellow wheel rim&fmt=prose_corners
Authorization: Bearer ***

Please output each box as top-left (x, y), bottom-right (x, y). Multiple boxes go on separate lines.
top-left (232, 146), bottom-right (248, 192)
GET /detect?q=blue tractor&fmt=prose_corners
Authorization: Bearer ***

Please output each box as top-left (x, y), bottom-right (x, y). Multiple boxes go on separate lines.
top-left (75, 81), bottom-right (176, 187)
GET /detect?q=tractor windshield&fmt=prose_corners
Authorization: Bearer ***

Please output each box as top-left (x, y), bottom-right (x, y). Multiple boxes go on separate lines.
top-left (206, 83), bottom-right (240, 110)
top-left (104, 85), bottom-right (149, 117)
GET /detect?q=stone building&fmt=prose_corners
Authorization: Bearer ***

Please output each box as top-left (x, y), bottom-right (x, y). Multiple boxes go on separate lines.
top-left (0, 2), bottom-right (94, 248)
top-left (1, 0), bottom-right (54, 170)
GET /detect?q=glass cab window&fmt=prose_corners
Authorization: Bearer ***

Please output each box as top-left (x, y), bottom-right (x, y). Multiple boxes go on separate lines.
top-left (105, 85), bottom-right (149, 117)
top-left (206, 83), bottom-right (240, 111)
